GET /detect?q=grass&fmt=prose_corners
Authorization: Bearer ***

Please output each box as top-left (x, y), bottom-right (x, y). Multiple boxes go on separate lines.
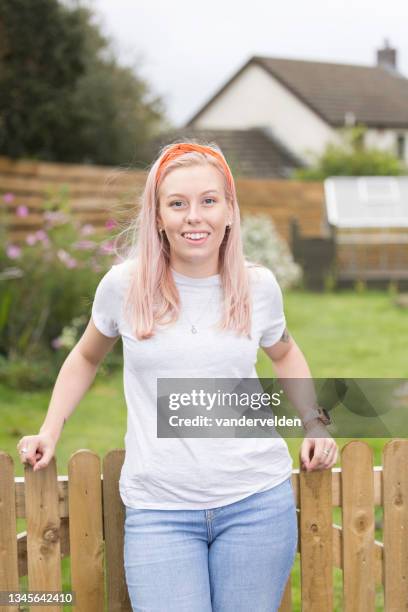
top-left (1, 288), bottom-right (406, 611)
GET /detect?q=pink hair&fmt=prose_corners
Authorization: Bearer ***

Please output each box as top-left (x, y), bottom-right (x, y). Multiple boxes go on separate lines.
top-left (122, 141), bottom-right (253, 340)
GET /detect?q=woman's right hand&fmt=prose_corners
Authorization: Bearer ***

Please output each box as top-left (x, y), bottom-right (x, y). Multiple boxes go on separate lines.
top-left (16, 432), bottom-right (57, 472)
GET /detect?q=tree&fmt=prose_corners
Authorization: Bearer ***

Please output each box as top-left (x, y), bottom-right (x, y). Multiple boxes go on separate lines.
top-left (68, 5), bottom-right (169, 166)
top-left (293, 125), bottom-right (407, 180)
top-left (0, 0), bottom-right (168, 165)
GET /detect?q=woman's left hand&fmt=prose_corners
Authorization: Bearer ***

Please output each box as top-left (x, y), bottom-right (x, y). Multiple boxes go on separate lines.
top-left (300, 422), bottom-right (338, 472)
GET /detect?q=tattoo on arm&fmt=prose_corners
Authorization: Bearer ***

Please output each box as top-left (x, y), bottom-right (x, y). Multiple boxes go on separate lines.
top-left (280, 328), bottom-right (290, 343)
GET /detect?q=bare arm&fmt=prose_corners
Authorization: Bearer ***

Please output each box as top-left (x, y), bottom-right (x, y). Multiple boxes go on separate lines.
top-left (262, 328), bottom-right (320, 423)
top-left (262, 327), bottom-right (338, 471)
top-left (17, 318), bottom-right (119, 468)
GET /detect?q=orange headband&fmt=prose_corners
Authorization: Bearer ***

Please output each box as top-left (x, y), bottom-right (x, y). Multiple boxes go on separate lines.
top-left (156, 142), bottom-right (234, 192)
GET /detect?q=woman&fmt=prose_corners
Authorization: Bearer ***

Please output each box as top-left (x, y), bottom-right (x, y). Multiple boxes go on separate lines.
top-left (17, 141), bottom-right (338, 612)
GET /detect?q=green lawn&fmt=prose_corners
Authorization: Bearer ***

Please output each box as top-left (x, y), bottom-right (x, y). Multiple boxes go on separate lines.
top-left (1, 289), bottom-right (406, 610)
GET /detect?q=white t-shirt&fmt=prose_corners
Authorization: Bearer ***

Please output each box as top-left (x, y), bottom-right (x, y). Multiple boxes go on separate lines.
top-left (91, 259), bottom-right (293, 510)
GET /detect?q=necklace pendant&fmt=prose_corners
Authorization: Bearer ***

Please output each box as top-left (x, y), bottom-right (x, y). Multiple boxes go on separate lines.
top-left (191, 325), bottom-right (198, 334)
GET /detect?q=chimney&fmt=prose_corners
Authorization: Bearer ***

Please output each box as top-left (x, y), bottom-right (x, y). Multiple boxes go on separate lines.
top-left (377, 39), bottom-right (397, 71)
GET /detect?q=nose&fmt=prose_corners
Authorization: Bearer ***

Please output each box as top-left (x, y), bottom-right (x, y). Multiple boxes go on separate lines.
top-left (185, 203), bottom-right (202, 224)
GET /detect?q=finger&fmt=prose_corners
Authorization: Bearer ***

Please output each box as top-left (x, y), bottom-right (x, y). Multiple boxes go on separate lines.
top-left (17, 441), bottom-right (27, 456)
top-left (320, 444), bottom-right (338, 470)
top-left (308, 442), bottom-right (331, 471)
top-left (308, 457), bottom-right (324, 471)
top-left (324, 445), bottom-right (339, 469)
top-left (22, 449), bottom-right (38, 467)
top-left (33, 449), bottom-right (53, 472)
top-left (18, 448), bottom-right (30, 464)
top-left (300, 440), bottom-right (313, 469)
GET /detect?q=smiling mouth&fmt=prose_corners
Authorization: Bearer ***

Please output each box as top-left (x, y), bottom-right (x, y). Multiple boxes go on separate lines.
top-left (181, 232), bottom-right (210, 244)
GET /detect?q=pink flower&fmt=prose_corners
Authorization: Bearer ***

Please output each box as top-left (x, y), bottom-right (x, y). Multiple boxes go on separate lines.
top-left (80, 224), bottom-right (95, 236)
top-left (72, 240), bottom-right (96, 251)
top-left (35, 229), bottom-right (48, 241)
top-left (43, 211), bottom-right (69, 226)
top-left (26, 234), bottom-right (38, 246)
top-left (3, 193), bottom-right (15, 204)
top-left (100, 241), bottom-right (115, 254)
top-left (51, 337), bottom-right (63, 349)
top-left (6, 244), bottom-right (22, 259)
top-left (57, 249), bottom-right (77, 269)
top-left (57, 249), bottom-right (70, 263)
top-left (105, 218), bottom-right (118, 230)
top-left (16, 205), bottom-right (29, 217)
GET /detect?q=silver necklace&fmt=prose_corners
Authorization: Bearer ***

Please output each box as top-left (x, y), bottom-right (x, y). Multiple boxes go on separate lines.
top-left (182, 288), bottom-right (218, 334)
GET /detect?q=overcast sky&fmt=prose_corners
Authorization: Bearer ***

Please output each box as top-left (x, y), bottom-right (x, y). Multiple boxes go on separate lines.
top-left (91, 0), bottom-right (408, 127)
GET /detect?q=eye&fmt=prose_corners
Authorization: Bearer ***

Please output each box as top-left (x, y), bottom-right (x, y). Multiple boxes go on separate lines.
top-left (169, 201), bottom-right (185, 208)
top-left (203, 198), bottom-right (216, 205)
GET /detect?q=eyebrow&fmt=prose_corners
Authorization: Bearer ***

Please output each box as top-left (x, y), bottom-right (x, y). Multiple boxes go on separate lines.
top-left (166, 189), bottom-right (220, 200)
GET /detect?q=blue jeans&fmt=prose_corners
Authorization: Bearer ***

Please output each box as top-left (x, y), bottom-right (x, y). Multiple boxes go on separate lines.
top-left (124, 477), bottom-right (298, 611)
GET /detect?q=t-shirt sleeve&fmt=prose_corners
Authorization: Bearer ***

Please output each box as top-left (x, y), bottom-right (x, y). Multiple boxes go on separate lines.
top-left (91, 266), bottom-right (120, 337)
top-left (259, 268), bottom-right (287, 348)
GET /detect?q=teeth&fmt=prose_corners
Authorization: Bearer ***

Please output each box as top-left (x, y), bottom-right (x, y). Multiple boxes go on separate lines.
top-left (183, 233), bottom-right (208, 240)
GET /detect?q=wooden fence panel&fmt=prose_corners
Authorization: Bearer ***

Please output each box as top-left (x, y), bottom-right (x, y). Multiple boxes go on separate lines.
top-left (103, 450), bottom-right (132, 612)
top-left (0, 156), bottom-right (135, 181)
top-left (0, 453), bottom-right (20, 612)
top-left (0, 156), bottom-right (325, 243)
top-left (68, 451), bottom-right (104, 612)
top-left (383, 439), bottom-right (408, 611)
top-left (341, 441), bottom-right (375, 611)
top-left (24, 457), bottom-right (61, 612)
top-left (0, 176), bottom-right (137, 198)
top-left (4, 444), bottom-right (408, 608)
top-left (299, 469), bottom-right (333, 611)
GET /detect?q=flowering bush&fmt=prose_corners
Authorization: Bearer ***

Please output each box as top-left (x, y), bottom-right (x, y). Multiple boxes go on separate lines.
top-left (0, 192), bottom-right (122, 389)
top-left (241, 213), bottom-right (302, 289)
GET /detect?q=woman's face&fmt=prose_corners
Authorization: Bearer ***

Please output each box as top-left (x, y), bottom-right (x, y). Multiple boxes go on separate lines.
top-left (157, 163), bottom-right (233, 276)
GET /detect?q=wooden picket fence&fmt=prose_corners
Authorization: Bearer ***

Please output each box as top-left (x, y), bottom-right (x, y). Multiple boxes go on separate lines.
top-left (1, 440), bottom-right (408, 611)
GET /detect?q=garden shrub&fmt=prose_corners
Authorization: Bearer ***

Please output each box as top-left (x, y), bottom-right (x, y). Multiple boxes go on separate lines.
top-left (0, 193), bottom-right (122, 389)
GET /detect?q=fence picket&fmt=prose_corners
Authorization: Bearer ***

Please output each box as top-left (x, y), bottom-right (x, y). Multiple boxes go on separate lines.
top-left (68, 451), bottom-right (104, 612)
top-left (299, 468), bottom-right (333, 611)
top-left (24, 457), bottom-right (61, 612)
top-left (383, 439), bottom-right (408, 611)
top-left (103, 450), bottom-right (132, 612)
top-left (342, 441), bottom-right (375, 611)
top-left (0, 453), bottom-right (20, 612)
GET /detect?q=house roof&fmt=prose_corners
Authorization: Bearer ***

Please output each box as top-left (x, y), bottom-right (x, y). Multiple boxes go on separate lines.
top-left (186, 56), bottom-right (408, 129)
top-left (146, 127), bottom-right (303, 179)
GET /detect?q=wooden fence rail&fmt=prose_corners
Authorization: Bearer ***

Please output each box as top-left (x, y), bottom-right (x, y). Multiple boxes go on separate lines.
top-left (1, 440), bottom-right (407, 611)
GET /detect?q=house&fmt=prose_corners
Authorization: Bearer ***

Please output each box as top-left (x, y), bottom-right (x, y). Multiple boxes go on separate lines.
top-left (176, 41), bottom-right (408, 171)
top-left (147, 127), bottom-right (302, 178)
